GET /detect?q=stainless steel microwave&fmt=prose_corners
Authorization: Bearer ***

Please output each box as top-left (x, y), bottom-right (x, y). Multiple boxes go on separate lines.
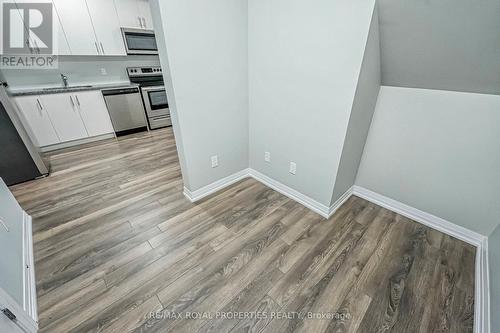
top-left (121, 28), bottom-right (158, 55)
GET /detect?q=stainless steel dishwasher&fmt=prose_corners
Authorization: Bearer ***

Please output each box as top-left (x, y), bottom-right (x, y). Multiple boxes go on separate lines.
top-left (101, 86), bottom-right (148, 136)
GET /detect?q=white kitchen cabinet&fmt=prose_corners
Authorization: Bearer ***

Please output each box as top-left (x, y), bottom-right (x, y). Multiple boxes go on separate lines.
top-left (14, 96), bottom-right (60, 147)
top-left (115, 0), bottom-right (141, 29)
top-left (52, 5), bottom-right (71, 55)
top-left (115, 0), bottom-right (153, 30)
top-left (15, 90), bottom-right (116, 148)
top-left (13, 0), bottom-right (71, 55)
top-left (51, 0), bottom-right (99, 55)
top-left (1, 1), bottom-right (36, 54)
top-left (73, 91), bottom-right (114, 136)
top-left (85, 0), bottom-right (126, 56)
top-left (137, 0), bottom-right (153, 29)
top-left (40, 92), bottom-right (89, 142)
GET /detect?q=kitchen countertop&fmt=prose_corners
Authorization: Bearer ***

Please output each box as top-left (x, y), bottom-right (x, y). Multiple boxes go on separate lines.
top-left (7, 81), bottom-right (139, 97)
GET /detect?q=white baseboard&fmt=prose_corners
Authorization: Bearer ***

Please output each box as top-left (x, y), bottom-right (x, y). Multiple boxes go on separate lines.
top-left (183, 168), bottom-right (349, 219)
top-left (476, 238), bottom-right (490, 333)
top-left (351, 186), bottom-right (484, 246)
top-left (183, 168), bottom-right (250, 202)
top-left (328, 187), bottom-right (353, 217)
top-left (22, 213), bottom-right (38, 325)
top-left (248, 169), bottom-right (332, 218)
top-left (351, 185), bottom-right (490, 333)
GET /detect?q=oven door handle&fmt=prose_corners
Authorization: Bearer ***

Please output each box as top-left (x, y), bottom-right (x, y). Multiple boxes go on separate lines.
top-left (140, 85), bottom-right (165, 90)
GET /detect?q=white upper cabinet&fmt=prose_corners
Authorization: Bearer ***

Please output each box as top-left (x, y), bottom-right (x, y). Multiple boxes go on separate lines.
top-left (7, 0), bottom-right (137, 56)
top-left (14, 96), bottom-right (60, 147)
top-left (52, 5), bottom-right (71, 55)
top-left (85, 0), bottom-right (126, 56)
top-left (51, 0), bottom-right (99, 55)
top-left (115, 0), bottom-right (153, 30)
top-left (16, 0), bottom-right (72, 55)
top-left (73, 91), bottom-right (114, 136)
top-left (1, 2), bottom-right (31, 54)
top-left (1, 1), bottom-right (56, 54)
top-left (40, 92), bottom-right (89, 142)
top-left (137, 0), bottom-right (153, 30)
top-left (115, 0), bottom-right (141, 29)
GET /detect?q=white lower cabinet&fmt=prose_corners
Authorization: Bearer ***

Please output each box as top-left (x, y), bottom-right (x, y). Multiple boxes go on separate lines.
top-left (74, 91), bottom-right (114, 137)
top-left (40, 92), bottom-right (89, 142)
top-left (14, 96), bottom-right (60, 147)
top-left (14, 90), bottom-right (115, 148)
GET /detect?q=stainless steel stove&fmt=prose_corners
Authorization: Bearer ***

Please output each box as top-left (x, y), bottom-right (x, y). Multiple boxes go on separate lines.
top-left (127, 66), bottom-right (171, 129)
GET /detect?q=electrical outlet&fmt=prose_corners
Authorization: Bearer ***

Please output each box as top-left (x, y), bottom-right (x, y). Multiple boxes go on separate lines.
top-left (100, 68), bottom-right (107, 75)
top-left (264, 151), bottom-right (271, 163)
top-left (289, 162), bottom-right (297, 175)
top-left (211, 155), bottom-right (219, 168)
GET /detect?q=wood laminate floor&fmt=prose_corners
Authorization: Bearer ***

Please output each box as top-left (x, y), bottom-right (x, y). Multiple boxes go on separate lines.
top-left (10, 128), bottom-right (476, 333)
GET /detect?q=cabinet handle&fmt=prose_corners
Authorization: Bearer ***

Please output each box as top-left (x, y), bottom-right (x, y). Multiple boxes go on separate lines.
top-left (26, 39), bottom-right (33, 54)
top-left (69, 95), bottom-right (75, 108)
top-left (34, 40), bottom-right (40, 54)
top-left (142, 17), bottom-right (147, 29)
top-left (138, 16), bottom-right (143, 28)
top-left (0, 218), bottom-right (9, 232)
top-left (36, 98), bottom-right (43, 111)
top-left (100, 42), bottom-right (105, 55)
top-left (75, 95), bottom-right (81, 107)
top-left (95, 41), bottom-right (100, 55)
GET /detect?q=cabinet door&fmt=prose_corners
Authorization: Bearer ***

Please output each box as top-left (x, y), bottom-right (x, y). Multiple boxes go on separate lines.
top-left (74, 91), bottom-right (114, 137)
top-left (52, 4), bottom-right (71, 55)
top-left (86, 0), bottom-right (126, 56)
top-left (0, 2), bottom-right (35, 54)
top-left (40, 93), bottom-right (89, 142)
top-left (14, 96), bottom-right (59, 147)
top-left (137, 0), bottom-right (153, 30)
top-left (114, 0), bottom-right (142, 29)
top-left (14, 0), bottom-right (71, 55)
top-left (51, 0), bottom-right (99, 55)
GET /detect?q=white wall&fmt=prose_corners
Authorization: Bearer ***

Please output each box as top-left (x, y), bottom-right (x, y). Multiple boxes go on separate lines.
top-left (331, 6), bottom-right (381, 205)
top-left (151, 0), bottom-right (249, 191)
top-left (248, 0), bottom-right (376, 207)
top-left (356, 86), bottom-right (500, 235)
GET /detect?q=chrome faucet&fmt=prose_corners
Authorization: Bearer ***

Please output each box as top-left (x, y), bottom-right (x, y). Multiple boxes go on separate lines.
top-left (60, 73), bottom-right (68, 88)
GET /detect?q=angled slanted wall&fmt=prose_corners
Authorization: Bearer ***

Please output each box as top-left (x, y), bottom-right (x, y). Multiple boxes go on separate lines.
top-left (249, 0), bottom-right (377, 207)
top-left (378, 0), bottom-right (500, 95)
top-left (356, 86), bottom-right (500, 235)
top-left (331, 5), bottom-right (381, 205)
